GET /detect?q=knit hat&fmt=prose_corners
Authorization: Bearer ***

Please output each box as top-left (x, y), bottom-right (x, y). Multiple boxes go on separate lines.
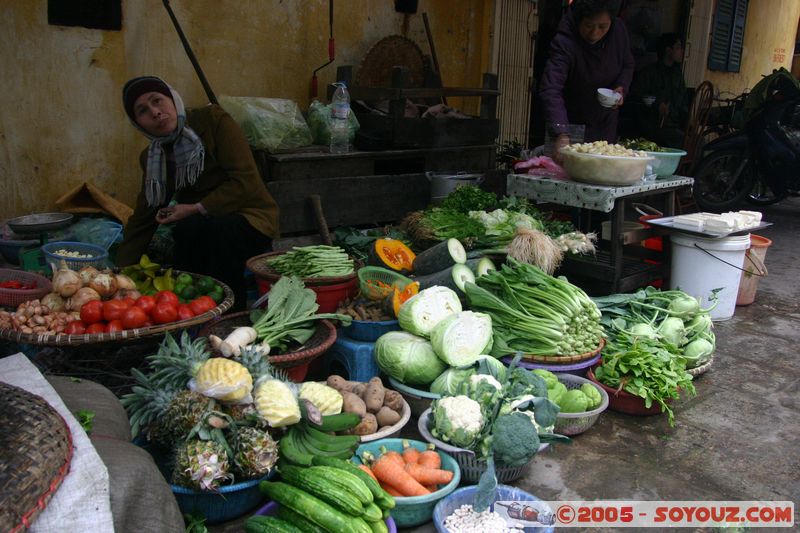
top-left (122, 76), bottom-right (173, 122)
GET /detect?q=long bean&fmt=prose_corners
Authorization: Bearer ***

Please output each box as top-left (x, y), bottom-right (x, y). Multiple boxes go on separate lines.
top-left (268, 245), bottom-right (354, 277)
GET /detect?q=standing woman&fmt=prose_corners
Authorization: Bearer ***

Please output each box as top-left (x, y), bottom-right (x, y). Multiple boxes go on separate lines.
top-left (116, 76), bottom-right (279, 310)
top-left (540, 0), bottom-right (635, 158)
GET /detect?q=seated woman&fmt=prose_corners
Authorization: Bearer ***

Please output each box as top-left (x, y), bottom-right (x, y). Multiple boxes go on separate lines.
top-left (629, 33), bottom-right (689, 148)
top-left (116, 76), bottom-right (279, 310)
top-left (539, 0), bottom-right (635, 159)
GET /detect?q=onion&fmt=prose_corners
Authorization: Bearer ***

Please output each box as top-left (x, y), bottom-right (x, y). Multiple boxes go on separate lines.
top-left (52, 260), bottom-right (82, 298)
top-left (78, 266), bottom-right (100, 286)
top-left (114, 273), bottom-right (137, 291)
top-left (89, 272), bottom-right (118, 299)
top-left (41, 292), bottom-right (66, 312)
top-left (114, 288), bottom-right (142, 300)
top-left (67, 287), bottom-right (101, 311)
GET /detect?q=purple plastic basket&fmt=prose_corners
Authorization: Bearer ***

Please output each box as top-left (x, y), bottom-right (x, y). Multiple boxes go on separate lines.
top-left (502, 353), bottom-right (601, 377)
top-left (256, 501), bottom-right (397, 533)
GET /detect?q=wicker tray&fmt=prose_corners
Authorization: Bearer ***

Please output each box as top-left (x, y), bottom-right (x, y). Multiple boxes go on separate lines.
top-left (516, 338), bottom-right (606, 364)
top-left (0, 270), bottom-right (233, 347)
top-left (0, 382), bottom-right (73, 532)
top-left (687, 356), bottom-right (714, 378)
top-left (246, 251), bottom-right (358, 287)
top-left (197, 311), bottom-right (337, 369)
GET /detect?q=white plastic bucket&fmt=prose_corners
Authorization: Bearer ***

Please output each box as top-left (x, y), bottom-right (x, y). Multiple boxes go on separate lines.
top-left (669, 233), bottom-right (751, 321)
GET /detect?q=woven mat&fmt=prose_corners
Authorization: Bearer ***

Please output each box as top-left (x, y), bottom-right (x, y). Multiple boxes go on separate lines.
top-left (0, 382), bottom-right (73, 532)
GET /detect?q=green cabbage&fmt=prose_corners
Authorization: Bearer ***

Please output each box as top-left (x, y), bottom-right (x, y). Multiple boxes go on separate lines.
top-left (430, 367), bottom-right (475, 395)
top-left (474, 355), bottom-right (507, 382)
top-left (374, 331), bottom-right (447, 386)
top-left (429, 311), bottom-right (493, 366)
top-left (398, 286), bottom-right (462, 338)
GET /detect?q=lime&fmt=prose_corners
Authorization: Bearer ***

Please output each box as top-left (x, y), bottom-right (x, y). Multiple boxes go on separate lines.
top-left (176, 273), bottom-right (193, 286)
top-left (197, 276), bottom-right (216, 294)
top-left (180, 285), bottom-right (199, 301)
top-left (209, 285), bottom-right (225, 304)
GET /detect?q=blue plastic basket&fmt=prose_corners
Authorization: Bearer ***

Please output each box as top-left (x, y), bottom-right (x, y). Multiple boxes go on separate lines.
top-left (41, 241), bottom-right (108, 270)
top-left (433, 485), bottom-right (555, 533)
top-left (354, 438), bottom-right (461, 528)
top-left (341, 318), bottom-right (401, 342)
top-left (171, 471), bottom-right (274, 525)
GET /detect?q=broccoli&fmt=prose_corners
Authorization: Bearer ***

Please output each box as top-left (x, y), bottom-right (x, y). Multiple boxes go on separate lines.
top-left (507, 367), bottom-right (548, 398)
top-left (491, 411), bottom-right (541, 467)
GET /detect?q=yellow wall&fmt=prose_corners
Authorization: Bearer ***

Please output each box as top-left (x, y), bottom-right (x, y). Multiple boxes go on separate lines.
top-left (0, 0), bottom-right (489, 219)
top-left (704, 0), bottom-right (800, 96)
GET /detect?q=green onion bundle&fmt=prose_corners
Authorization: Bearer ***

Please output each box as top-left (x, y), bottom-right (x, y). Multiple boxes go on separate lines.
top-left (465, 258), bottom-right (603, 356)
top-left (267, 245), bottom-right (354, 278)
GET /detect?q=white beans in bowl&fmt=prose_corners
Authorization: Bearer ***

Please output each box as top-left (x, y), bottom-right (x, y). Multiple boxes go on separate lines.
top-left (563, 141), bottom-right (648, 158)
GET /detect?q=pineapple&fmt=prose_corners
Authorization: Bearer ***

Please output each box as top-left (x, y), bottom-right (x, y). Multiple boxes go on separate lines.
top-left (194, 357), bottom-right (253, 402)
top-left (159, 390), bottom-right (215, 442)
top-left (254, 379), bottom-right (300, 427)
top-left (173, 439), bottom-right (233, 491)
top-left (120, 368), bottom-right (180, 441)
top-left (233, 427), bottom-right (279, 479)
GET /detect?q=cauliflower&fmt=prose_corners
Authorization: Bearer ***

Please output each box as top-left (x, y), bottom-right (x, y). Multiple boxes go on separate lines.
top-left (469, 374), bottom-right (501, 390)
top-left (431, 395), bottom-right (485, 449)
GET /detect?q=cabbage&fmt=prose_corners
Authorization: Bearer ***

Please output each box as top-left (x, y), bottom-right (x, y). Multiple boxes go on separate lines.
top-left (374, 331), bottom-right (447, 386)
top-left (398, 286), bottom-right (462, 338)
top-left (430, 368), bottom-right (475, 395)
top-left (429, 311), bottom-right (493, 366)
top-left (474, 355), bottom-right (507, 383)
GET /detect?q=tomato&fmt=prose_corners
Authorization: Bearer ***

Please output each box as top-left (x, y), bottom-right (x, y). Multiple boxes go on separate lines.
top-left (193, 295), bottom-right (217, 314)
top-left (121, 296), bottom-right (137, 308)
top-left (85, 322), bottom-right (107, 335)
top-left (64, 321), bottom-right (86, 335)
top-left (103, 300), bottom-right (129, 322)
top-left (106, 319), bottom-right (124, 333)
top-left (141, 320), bottom-right (154, 328)
top-left (121, 306), bottom-right (149, 329)
top-left (176, 304), bottom-right (195, 321)
top-left (151, 303), bottom-right (178, 324)
top-left (134, 295), bottom-right (157, 316)
top-left (156, 290), bottom-right (180, 307)
top-left (80, 300), bottom-right (104, 324)
top-left (189, 298), bottom-right (207, 316)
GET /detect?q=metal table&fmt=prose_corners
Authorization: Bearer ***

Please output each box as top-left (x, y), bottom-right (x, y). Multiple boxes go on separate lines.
top-left (507, 174), bottom-right (694, 293)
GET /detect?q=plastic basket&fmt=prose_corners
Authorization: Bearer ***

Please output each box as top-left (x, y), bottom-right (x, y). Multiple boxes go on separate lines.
top-left (433, 485), bottom-right (555, 533)
top-left (357, 266), bottom-right (414, 300)
top-left (341, 318), bottom-right (400, 342)
top-left (353, 438), bottom-right (461, 528)
top-left (0, 269), bottom-right (52, 308)
top-left (171, 472), bottom-right (274, 524)
top-left (417, 409), bottom-right (546, 484)
top-left (387, 377), bottom-right (440, 418)
top-left (553, 374), bottom-right (609, 436)
top-left (41, 241), bottom-right (108, 270)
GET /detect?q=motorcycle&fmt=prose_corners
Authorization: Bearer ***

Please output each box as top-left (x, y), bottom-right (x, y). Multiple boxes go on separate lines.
top-left (692, 70), bottom-right (800, 212)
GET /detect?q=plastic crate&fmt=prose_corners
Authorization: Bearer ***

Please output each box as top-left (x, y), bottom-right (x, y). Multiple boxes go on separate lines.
top-left (324, 335), bottom-right (381, 382)
top-left (357, 266), bottom-right (413, 300)
top-left (553, 374), bottom-right (608, 436)
top-left (41, 241), bottom-right (108, 270)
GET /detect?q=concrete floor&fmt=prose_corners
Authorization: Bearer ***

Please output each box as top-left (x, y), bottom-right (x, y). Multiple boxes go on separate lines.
top-left (212, 197), bottom-right (800, 532)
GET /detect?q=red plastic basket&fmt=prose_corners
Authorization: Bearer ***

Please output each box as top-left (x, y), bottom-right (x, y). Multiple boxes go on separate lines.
top-left (0, 269), bottom-right (52, 308)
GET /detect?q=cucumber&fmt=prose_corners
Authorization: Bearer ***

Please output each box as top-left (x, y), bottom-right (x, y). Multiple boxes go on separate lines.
top-left (414, 263), bottom-right (475, 293)
top-left (280, 465), bottom-right (364, 516)
top-left (311, 412), bottom-right (362, 432)
top-left (260, 481), bottom-right (361, 533)
top-left (369, 519), bottom-right (390, 533)
top-left (412, 238), bottom-right (466, 275)
top-left (245, 515), bottom-right (305, 533)
top-left (307, 466), bottom-right (374, 504)
top-left (476, 257), bottom-right (497, 277)
top-left (276, 505), bottom-right (328, 533)
top-left (311, 456), bottom-right (395, 509)
top-left (361, 502), bottom-right (383, 523)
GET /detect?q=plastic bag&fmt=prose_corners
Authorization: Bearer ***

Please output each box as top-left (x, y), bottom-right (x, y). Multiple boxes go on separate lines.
top-left (307, 99), bottom-right (360, 145)
top-left (219, 95), bottom-right (313, 152)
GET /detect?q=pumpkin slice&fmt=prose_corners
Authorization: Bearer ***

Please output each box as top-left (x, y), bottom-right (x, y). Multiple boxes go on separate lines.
top-left (387, 281), bottom-right (420, 317)
top-left (369, 238), bottom-right (416, 273)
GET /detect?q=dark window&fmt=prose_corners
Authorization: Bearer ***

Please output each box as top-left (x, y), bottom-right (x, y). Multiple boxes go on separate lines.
top-left (708, 0), bottom-right (748, 72)
top-left (48, 0), bottom-right (122, 31)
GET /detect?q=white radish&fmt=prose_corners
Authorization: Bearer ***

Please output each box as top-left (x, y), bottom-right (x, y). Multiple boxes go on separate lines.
top-left (209, 327), bottom-right (258, 357)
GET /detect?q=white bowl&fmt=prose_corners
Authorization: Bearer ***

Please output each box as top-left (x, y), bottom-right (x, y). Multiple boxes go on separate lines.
top-left (359, 398), bottom-right (411, 443)
top-left (559, 148), bottom-right (653, 186)
top-left (597, 88), bottom-right (621, 108)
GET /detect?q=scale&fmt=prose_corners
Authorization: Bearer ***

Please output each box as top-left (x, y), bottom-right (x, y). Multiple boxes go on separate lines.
top-left (6, 213), bottom-right (74, 273)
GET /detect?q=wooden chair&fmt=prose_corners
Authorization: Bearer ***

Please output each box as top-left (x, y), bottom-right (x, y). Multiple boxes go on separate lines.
top-left (680, 80), bottom-right (715, 174)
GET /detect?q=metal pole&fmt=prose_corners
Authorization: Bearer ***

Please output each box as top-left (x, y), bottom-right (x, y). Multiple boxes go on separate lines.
top-left (162, 0), bottom-right (218, 105)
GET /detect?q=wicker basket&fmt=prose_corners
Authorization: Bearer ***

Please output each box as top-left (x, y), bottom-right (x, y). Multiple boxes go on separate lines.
top-left (0, 382), bottom-right (73, 532)
top-left (197, 311), bottom-right (337, 369)
top-left (687, 356), bottom-right (714, 377)
top-left (0, 269), bottom-right (52, 308)
top-left (553, 374), bottom-right (609, 436)
top-left (357, 266), bottom-right (413, 300)
top-left (246, 250), bottom-right (358, 287)
top-left (520, 337), bottom-right (606, 364)
top-left (417, 408), bottom-right (545, 484)
top-left (0, 270), bottom-right (233, 347)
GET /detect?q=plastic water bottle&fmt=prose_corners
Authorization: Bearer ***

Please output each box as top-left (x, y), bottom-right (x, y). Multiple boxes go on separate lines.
top-left (330, 82), bottom-right (350, 154)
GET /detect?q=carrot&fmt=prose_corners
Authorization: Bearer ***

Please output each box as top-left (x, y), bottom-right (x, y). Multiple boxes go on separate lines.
top-left (418, 444), bottom-right (441, 470)
top-left (401, 440), bottom-right (420, 464)
top-left (358, 464), bottom-right (378, 481)
top-left (424, 484), bottom-right (438, 492)
top-left (381, 483), bottom-right (403, 497)
top-left (370, 452), bottom-right (430, 497)
top-left (378, 446), bottom-right (404, 466)
top-left (404, 463), bottom-right (454, 485)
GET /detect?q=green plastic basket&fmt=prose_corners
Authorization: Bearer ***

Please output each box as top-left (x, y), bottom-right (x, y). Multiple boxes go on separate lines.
top-left (357, 266), bottom-right (413, 300)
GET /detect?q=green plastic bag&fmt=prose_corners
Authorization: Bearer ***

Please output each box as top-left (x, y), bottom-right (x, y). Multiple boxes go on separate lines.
top-left (307, 99), bottom-right (360, 145)
top-left (219, 95), bottom-right (313, 152)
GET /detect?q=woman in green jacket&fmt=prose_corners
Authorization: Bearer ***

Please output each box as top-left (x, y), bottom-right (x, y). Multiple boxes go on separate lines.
top-left (117, 76), bottom-right (279, 310)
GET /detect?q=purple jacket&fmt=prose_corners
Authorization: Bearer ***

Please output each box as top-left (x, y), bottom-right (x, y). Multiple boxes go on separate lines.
top-left (540, 9), bottom-right (634, 142)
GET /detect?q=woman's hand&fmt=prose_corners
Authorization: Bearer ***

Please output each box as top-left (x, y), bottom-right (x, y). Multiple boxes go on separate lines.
top-left (156, 203), bottom-right (200, 224)
top-left (612, 86), bottom-right (625, 107)
top-left (553, 134), bottom-right (571, 164)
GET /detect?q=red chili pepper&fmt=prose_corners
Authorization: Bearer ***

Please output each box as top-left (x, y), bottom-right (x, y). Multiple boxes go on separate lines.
top-left (0, 280), bottom-right (23, 289)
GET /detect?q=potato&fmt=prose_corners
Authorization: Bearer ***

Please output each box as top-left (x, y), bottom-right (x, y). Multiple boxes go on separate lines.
top-left (348, 413), bottom-right (378, 436)
top-left (351, 382), bottom-right (367, 398)
top-left (375, 406), bottom-right (401, 427)
top-left (382, 389), bottom-right (403, 412)
top-left (326, 375), bottom-right (354, 392)
top-left (364, 377), bottom-right (385, 413)
top-left (340, 391), bottom-right (367, 417)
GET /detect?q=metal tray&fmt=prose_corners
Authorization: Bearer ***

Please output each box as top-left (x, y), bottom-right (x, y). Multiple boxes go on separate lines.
top-left (645, 216), bottom-right (772, 238)
top-left (7, 213), bottom-right (74, 235)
